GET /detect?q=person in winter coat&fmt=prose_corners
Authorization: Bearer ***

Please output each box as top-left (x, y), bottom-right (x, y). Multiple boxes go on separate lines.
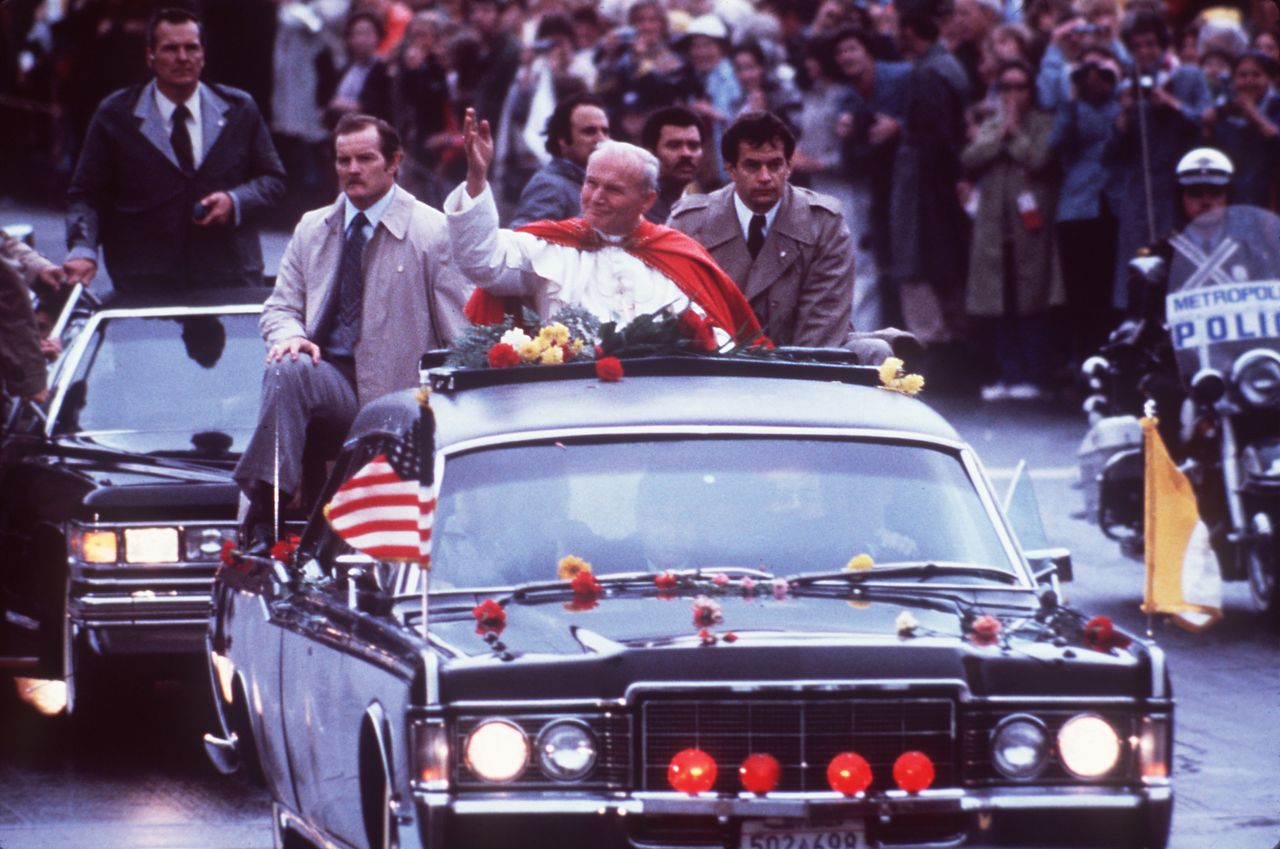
top-left (961, 59), bottom-right (1065, 400)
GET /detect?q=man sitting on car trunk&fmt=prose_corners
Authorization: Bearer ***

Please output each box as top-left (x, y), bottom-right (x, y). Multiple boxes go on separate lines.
top-left (235, 114), bottom-right (470, 549)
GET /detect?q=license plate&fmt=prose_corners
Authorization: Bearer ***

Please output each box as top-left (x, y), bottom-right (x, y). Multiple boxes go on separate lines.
top-left (739, 819), bottom-right (867, 849)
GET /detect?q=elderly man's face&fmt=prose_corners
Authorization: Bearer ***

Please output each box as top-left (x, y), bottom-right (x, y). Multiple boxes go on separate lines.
top-left (581, 154), bottom-right (656, 236)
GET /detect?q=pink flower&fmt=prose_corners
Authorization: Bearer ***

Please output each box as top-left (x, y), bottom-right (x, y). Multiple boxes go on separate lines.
top-left (740, 577), bottom-right (757, 594)
top-left (771, 578), bottom-right (789, 599)
top-left (692, 596), bottom-right (724, 627)
top-left (968, 614), bottom-right (1002, 647)
top-left (712, 573), bottom-right (730, 588)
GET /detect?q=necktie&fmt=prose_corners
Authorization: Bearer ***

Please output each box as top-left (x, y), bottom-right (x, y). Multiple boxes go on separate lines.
top-left (336, 213), bottom-right (370, 343)
top-left (171, 103), bottom-right (195, 173)
top-left (747, 213), bottom-right (766, 260)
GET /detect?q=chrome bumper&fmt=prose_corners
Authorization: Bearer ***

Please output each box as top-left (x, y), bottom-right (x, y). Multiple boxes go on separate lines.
top-left (409, 785), bottom-right (1172, 849)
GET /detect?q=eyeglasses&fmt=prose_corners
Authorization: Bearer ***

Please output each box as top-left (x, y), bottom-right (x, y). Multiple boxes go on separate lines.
top-left (997, 81), bottom-right (1031, 92)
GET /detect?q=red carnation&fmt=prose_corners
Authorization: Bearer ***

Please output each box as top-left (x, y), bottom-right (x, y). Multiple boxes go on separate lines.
top-left (487, 342), bottom-right (520, 368)
top-left (655, 572), bottom-right (678, 590)
top-left (560, 341), bottom-right (577, 362)
top-left (1083, 615), bottom-right (1132, 652)
top-left (699, 628), bottom-right (718, 646)
top-left (472, 598), bottom-right (506, 633)
top-left (270, 533), bottom-right (301, 565)
top-left (220, 538), bottom-right (247, 572)
top-left (571, 570), bottom-right (603, 597)
top-left (968, 614), bottom-right (1002, 647)
top-left (595, 356), bottom-right (624, 382)
top-left (677, 310), bottom-right (720, 352)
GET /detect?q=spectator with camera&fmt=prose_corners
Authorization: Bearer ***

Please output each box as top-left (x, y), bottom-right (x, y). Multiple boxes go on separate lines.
top-left (1035, 0), bottom-right (1128, 112)
top-left (1104, 7), bottom-right (1211, 310)
top-left (1204, 50), bottom-right (1280, 210)
top-left (1049, 45), bottom-right (1124, 368)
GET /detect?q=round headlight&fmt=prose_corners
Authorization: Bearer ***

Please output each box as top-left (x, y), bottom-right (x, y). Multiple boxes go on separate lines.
top-left (465, 720), bottom-right (529, 782)
top-left (1057, 714), bottom-right (1121, 779)
top-left (990, 715), bottom-right (1049, 780)
top-left (1233, 350), bottom-right (1280, 407)
top-left (535, 719), bottom-right (597, 781)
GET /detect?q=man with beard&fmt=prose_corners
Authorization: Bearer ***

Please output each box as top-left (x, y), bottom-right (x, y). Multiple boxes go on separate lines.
top-left (641, 106), bottom-right (707, 224)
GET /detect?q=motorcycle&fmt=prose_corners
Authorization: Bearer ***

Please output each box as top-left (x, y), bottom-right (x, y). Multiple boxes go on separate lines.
top-left (1079, 204), bottom-right (1280, 620)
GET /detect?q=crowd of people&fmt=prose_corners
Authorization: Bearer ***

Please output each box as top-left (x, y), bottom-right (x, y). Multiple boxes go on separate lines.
top-left (3, 0), bottom-right (1280, 411)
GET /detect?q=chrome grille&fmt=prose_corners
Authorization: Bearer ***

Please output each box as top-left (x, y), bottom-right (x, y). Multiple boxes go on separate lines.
top-left (641, 697), bottom-right (957, 792)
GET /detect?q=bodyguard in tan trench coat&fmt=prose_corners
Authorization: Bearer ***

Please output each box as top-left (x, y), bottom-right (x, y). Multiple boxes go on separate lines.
top-left (667, 112), bottom-right (856, 348)
top-left (237, 114), bottom-right (470, 546)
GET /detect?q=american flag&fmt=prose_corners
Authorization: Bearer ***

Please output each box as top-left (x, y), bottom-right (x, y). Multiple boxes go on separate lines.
top-left (325, 403), bottom-right (435, 564)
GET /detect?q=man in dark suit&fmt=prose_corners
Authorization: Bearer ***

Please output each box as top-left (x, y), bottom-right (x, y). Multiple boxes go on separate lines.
top-left (63, 7), bottom-right (285, 292)
top-left (508, 93), bottom-right (610, 228)
top-left (668, 111), bottom-right (856, 348)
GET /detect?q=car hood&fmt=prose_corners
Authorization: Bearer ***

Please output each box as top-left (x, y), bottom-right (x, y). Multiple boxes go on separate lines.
top-left (429, 589), bottom-right (1153, 701)
top-left (39, 435), bottom-right (240, 517)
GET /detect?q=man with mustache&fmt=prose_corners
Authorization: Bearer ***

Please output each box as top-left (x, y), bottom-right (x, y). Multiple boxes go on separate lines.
top-left (235, 114), bottom-right (470, 549)
top-left (641, 105), bottom-right (707, 225)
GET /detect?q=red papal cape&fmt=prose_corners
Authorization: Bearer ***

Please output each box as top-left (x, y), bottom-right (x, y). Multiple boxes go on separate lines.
top-left (463, 217), bottom-right (766, 346)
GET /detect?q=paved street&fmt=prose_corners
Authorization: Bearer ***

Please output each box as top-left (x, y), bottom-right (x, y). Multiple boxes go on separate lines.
top-left (1, 200), bottom-right (1278, 848)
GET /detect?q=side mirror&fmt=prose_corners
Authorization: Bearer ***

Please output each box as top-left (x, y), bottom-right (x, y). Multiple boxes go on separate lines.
top-left (1026, 547), bottom-right (1074, 583)
top-left (335, 552), bottom-right (397, 614)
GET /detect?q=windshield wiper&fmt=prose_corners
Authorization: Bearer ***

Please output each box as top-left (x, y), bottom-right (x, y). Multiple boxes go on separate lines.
top-left (789, 562), bottom-right (1021, 587)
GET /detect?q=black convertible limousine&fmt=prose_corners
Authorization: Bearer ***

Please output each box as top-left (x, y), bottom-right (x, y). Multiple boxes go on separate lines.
top-left (204, 354), bottom-right (1172, 849)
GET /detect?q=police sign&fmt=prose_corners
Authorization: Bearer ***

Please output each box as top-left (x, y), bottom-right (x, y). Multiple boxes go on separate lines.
top-left (1167, 281), bottom-right (1280, 350)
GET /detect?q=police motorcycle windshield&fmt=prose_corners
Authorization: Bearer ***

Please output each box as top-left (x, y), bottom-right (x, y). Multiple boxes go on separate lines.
top-left (1165, 205), bottom-right (1280, 382)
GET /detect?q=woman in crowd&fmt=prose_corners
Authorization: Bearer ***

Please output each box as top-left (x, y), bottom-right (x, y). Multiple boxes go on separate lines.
top-left (961, 59), bottom-right (1064, 401)
top-left (729, 39), bottom-right (802, 131)
top-left (1205, 50), bottom-right (1280, 210)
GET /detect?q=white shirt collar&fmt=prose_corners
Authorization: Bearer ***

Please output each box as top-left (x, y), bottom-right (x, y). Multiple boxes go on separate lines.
top-left (733, 191), bottom-right (781, 243)
top-left (154, 84), bottom-right (201, 125)
top-left (343, 184), bottom-right (397, 233)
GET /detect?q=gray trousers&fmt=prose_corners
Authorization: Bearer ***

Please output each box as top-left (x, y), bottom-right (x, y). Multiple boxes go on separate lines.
top-left (233, 355), bottom-right (357, 496)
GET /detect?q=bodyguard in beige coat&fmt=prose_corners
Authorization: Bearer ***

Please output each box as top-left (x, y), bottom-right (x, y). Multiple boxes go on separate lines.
top-left (237, 114), bottom-right (470, 546)
top-left (668, 112), bottom-right (856, 348)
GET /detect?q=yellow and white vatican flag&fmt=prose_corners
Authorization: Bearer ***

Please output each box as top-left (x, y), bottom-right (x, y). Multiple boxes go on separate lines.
top-left (1141, 417), bottom-right (1223, 631)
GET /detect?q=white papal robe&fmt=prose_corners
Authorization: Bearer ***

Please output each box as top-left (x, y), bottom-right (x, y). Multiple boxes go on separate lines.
top-left (445, 182), bottom-right (698, 327)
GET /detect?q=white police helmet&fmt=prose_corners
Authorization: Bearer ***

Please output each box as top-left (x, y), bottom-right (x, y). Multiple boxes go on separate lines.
top-left (1175, 148), bottom-right (1234, 186)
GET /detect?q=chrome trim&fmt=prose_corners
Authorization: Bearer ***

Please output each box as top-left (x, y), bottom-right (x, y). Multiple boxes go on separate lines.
top-left (449, 697), bottom-right (629, 711)
top-left (1147, 644), bottom-right (1170, 700)
top-left (275, 801), bottom-right (357, 849)
top-left (958, 447), bottom-right (1037, 585)
top-left (971, 695), bottom-right (1149, 706)
top-left (76, 576), bottom-right (215, 590)
top-left (421, 648), bottom-right (441, 704)
top-left (74, 593), bottom-right (212, 607)
top-left (624, 678), bottom-right (971, 704)
top-left (202, 731), bottom-right (240, 775)
top-left (430, 786), bottom-right (1159, 816)
top-left (46, 305), bottom-right (259, 440)
top-left (78, 617), bottom-right (209, 629)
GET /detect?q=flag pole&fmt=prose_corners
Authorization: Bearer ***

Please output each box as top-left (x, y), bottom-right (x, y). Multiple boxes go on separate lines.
top-left (417, 379), bottom-right (436, 643)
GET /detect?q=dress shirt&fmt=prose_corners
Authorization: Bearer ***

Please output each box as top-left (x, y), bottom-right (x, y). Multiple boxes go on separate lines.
top-left (155, 88), bottom-right (203, 170)
top-left (342, 184), bottom-right (396, 242)
top-left (733, 191), bottom-right (780, 245)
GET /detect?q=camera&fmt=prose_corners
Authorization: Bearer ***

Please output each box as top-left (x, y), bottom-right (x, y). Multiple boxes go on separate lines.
top-left (192, 201), bottom-right (211, 221)
top-left (1071, 22), bottom-right (1105, 36)
top-left (1070, 60), bottom-right (1118, 84)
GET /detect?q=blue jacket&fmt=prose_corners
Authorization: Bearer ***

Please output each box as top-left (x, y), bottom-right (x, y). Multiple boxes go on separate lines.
top-left (1049, 95), bottom-right (1124, 222)
top-left (508, 157), bottom-right (585, 228)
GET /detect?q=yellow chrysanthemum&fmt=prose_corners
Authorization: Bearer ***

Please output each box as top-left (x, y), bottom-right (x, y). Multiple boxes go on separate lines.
top-left (540, 345), bottom-right (565, 365)
top-left (899, 373), bottom-right (925, 395)
top-left (571, 338), bottom-right (585, 354)
top-left (558, 555), bottom-right (592, 580)
top-left (519, 340), bottom-right (542, 362)
top-left (539, 322), bottom-right (571, 346)
top-left (844, 553), bottom-right (874, 572)
top-left (878, 357), bottom-right (903, 386)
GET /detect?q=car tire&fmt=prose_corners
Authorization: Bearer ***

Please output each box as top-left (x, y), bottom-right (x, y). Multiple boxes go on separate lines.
top-left (1246, 511), bottom-right (1280, 623)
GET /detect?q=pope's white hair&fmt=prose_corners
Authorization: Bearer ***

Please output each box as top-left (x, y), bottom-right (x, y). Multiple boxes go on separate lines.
top-left (588, 140), bottom-right (659, 194)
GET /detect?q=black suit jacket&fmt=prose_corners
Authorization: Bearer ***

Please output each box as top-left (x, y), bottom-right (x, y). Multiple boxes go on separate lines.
top-left (66, 81), bottom-right (285, 290)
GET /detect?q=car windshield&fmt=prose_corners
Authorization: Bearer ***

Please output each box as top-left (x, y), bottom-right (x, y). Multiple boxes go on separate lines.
top-left (52, 313), bottom-right (262, 454)
top-left (430, 436), bottom-right (1016, 589)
